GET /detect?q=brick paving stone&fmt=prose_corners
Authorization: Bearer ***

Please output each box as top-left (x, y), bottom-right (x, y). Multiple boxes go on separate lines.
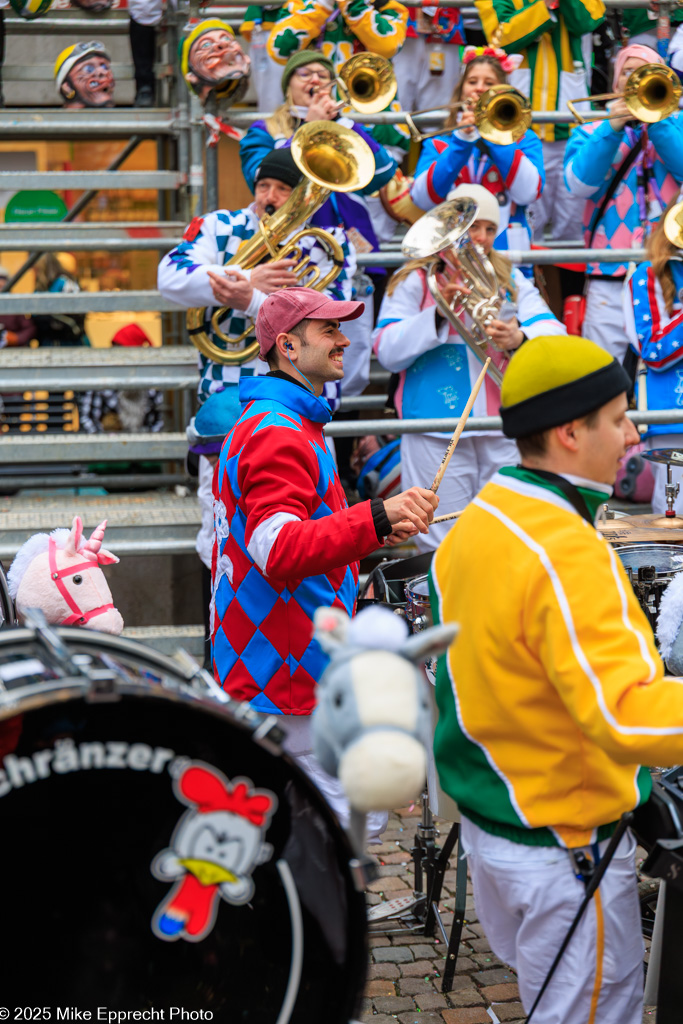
top-left (437, 974), bottom-right (476, 993)
top-left (373, 946), bottom-right (414, 963)
top-left (372, 996), bottom-right (416, 1013)
top-left (401, 959), bottom-right (440, 977)
top-left (454, 956), bottom-right (477, 973)
top-left (395, 804), bottom-right (423, 817)
top-left (442, 1009), bottom-right (491, 1024)
top-left (472, 968), bottom-right (516, 985)
top-left (469, 937), bottom-right (492, 953)
top-left (492, 1002), bottom-right (525, 1021)
top-left (379, 852), bottom-right (412, 864)
top-left (398, 977), bottom-right (437, 996)
top-left (368, 962), bottom-right (400, 980)
top-left (391, 934), bottom-right (428, 946)
top-left (397, 1013), bottom-right (446, 1024)
top-left (377, 864), bottom-right (412, 877)
top-left (472, 953), bottom-right (507, 969)
top-left (367, 875), bottom-right (410, 893)
top-left (410, 943), bottom-right (440, 958)
top-left (415, 992), bottom-right (449, 1011)
top-left (369, 935), bottom-right (391, 947)
top-left (365, 892), bottom-right (382, 905)
top-left (481, 983), bottom-right (521, 1001)
top-left (449, 987), bottom-right (485, 1007)
top-left (365, 979), bottom-right (396, 997)
top-left (358, 1015), bottom-right (397, 1024)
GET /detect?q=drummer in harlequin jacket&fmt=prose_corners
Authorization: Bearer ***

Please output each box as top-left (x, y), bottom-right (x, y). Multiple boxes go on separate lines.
top-left (211, 286), bottom-right (438, 835)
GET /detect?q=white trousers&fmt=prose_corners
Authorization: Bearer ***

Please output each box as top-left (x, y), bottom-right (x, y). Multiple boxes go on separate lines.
top-left (280, 717), bottom-right (388, 845)
top-left (392, 36), bottom-right (461, 112)
top-left (583, 277), bottom-right (629, 363)
top-left (461, 818), bottom-right (644, 1024)
top-left (401, 432), bottom-right (519, 551)
top-left (529, 139), bottom-right (587, 242)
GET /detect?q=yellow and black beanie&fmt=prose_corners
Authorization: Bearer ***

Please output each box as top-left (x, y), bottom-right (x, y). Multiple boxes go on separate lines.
top-left (500, 335), bottom-right (632, 439)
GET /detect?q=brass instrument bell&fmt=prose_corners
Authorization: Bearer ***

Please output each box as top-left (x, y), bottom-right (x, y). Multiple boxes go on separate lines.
top-left (568, 63), bottom-right (682, 125)
top-left (664, 199), bottom-right (683, 248)
top-left (405, 84), bottom-right (531, 145)
top-left (336, 53), bottom-right (397, 115)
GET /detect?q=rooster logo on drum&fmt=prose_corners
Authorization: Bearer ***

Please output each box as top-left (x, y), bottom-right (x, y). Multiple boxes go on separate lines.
top-left (151, 762), bottom-right (277, 942)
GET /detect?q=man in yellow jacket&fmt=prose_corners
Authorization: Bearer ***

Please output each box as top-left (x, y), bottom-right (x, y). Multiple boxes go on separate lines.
top-left (430, 334), bottom-right (677, 1023)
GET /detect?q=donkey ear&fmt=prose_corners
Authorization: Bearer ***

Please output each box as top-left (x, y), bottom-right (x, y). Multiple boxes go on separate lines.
top-left (313, 606), bottom-right (349, 654)
top-left (401, 623), bottom-right (459, 664)
top-left (66, 516), bottom-right (83, 556)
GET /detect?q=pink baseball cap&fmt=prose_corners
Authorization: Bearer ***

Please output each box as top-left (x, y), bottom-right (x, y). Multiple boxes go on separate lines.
top-left (256, 286), bottom-right (365, 360)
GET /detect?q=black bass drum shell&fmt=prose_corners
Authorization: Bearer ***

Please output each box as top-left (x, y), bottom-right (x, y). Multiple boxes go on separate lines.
top-left (0, 644), bottom-right (367, 1022)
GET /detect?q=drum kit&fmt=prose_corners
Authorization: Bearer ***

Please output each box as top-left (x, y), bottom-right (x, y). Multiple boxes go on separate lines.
top-left (598, 448), bottom-right (683, 634)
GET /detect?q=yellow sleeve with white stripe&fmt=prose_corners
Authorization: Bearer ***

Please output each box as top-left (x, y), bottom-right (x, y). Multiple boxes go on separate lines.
top-left (526, 525), bottom-right (683, 767)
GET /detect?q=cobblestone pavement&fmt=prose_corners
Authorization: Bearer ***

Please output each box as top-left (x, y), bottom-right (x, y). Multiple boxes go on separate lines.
top-left (360, 806), bottom-right (656, 1024)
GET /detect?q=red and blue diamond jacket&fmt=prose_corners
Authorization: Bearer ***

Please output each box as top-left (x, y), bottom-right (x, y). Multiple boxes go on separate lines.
top-left (212, 374), bottom-right (380, 714)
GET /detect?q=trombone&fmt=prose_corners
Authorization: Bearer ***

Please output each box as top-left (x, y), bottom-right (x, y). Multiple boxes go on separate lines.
top-left (186, 120), bottom-right (374, 366)
top-left (401, 197), bottom-right (505, 387)
top-left (405, 85), bottom-right (532, 146)
top-left (336, 53), bottom-right (397, 115)
top-left (567, 63), bottom-right (682, 125)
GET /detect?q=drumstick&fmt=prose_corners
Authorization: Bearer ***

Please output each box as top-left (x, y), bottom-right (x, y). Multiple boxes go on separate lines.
top-left (431, 508), bottom-right (467, 525)
top-left (429, 357), bottom-right (491, 495)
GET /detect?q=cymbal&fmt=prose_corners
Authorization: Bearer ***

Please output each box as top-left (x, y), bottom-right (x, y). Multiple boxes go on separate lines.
top-left (641, 448), bottom-right (683, 466)
top-left (599, 513), bottom-right (683, 543)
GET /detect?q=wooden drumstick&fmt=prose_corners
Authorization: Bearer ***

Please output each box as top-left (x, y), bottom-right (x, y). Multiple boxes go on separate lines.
top-left (431, 508), bottom-right (467, 525)
top-left (429, 357), bottom-right (491, 495)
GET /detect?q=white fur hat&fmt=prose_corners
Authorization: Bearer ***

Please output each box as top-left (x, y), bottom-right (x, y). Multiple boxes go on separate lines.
top-left (447, 183), bottom-right (500, 229)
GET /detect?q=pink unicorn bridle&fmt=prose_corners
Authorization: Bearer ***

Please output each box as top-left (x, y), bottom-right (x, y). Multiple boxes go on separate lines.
top-left (48, 537), bottom-right (114, 626)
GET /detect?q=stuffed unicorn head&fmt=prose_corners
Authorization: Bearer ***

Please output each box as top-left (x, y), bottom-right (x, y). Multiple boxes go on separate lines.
top-left (8, 516), bottom-right (123, 634)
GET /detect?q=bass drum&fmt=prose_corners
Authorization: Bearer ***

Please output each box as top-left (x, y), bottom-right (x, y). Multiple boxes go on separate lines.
top-left (0, 627), bottom-right (367, 1021)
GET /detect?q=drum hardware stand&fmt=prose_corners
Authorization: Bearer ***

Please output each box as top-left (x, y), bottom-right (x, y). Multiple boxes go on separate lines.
top-left (524, 812), bottom-right (634, 1024)
top-left (347, 809), bottom-right (381, 891)
top-left (665, 463), bottom-right (680, 518)
top-left (367, 787), bottom-right (467, 994)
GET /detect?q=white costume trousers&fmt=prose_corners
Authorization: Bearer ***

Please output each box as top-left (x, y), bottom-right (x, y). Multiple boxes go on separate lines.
top-left (392, 36), bottom-right (461, 112)
top-left (281, 716), bottom-right (388, 844)
top-left (529, 139), bottom-right (587, 242)
top-left (401, 432), bottom-right (519, 551)
top-left (583, 277), bottom-right (629, 363)
top-left (461, 818), bottom-right (644, 1024)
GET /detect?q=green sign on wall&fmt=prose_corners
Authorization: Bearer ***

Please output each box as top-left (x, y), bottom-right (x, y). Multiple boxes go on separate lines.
top-left (4, 190), bottom-right (68, 223)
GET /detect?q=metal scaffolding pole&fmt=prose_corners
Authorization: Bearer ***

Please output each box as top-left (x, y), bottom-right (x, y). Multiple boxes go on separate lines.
top-left (0, 135), bottom-right (144, 293)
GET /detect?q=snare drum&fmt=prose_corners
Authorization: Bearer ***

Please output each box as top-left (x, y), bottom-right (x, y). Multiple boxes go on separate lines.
top-left (618, 544), bottom-right (683, 630)
top-left (0, 627), bottom-right (367, 1019)
top-left (405, 574), bottom-right (432, 633)
top-left (359, 551), bottom-right (433, 611)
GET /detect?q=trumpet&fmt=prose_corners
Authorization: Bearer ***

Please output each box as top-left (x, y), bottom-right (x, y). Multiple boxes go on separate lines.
top-left (405, 85), bottom-right (532, 146)
top-left (401, 197), bottom-right (505, 387)
top-left (186, 120), bottom-right (374, 366)
top-left (567, 63), bottom-right (682, 125)
top-left (336, 53), bottom-right (397, 115)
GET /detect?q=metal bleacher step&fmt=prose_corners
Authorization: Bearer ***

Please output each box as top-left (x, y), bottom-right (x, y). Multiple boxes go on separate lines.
top-left (122, 624), bottom-right (205, 660)
top-left (0, 491), bottom-right (201, 561)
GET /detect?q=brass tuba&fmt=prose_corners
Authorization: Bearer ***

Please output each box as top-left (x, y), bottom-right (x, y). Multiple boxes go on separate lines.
top-left (404, 85), bottom-right (532, 145)
top-left (186, 120), bottom-right (374, 366)
top-left (401, 197), bottom-right (505, 387)
top-left (568, 63), bottom-right (682, 125)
